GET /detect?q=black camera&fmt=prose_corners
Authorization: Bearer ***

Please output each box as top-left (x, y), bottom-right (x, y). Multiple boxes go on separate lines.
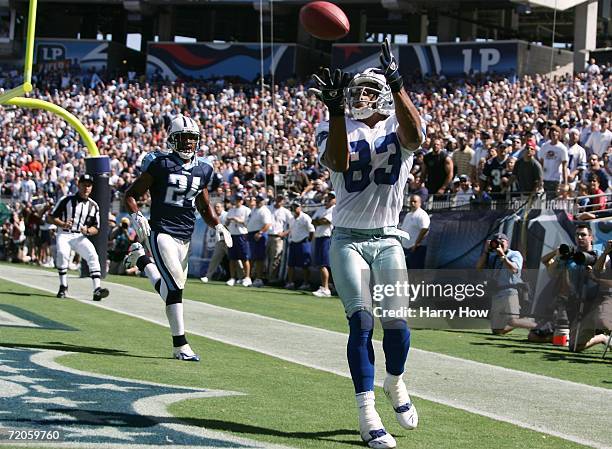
top-left (121, 222), bottom-right (129, 229)
top-left (558, 244), bottom-right (597, 266)
top-left (489, 239), bottom-right (503, 252)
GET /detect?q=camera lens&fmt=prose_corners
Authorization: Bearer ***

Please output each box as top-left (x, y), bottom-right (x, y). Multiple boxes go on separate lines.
top-left (559, 244), bottom-right (571, 256)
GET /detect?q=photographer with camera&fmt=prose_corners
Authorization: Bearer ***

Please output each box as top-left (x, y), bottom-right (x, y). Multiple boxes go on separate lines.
top-left (477, 233), bottom-right (536, 335)
top-left (541, 225), bottom-right (610, 352)
top-left (108, 217), bottom-right (134, 275)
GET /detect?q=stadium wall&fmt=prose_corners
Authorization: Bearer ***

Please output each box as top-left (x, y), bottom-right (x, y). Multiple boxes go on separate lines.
top-left (34, 38), bottom-right (144, 74)
top-left (517, 41), bottom-right (573, 76)
top-left (332, 40), bottom-right (573, 78)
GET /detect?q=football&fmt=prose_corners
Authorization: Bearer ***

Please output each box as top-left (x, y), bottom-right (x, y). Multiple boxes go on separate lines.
top-left (299, 1), bottom-right (350, 41)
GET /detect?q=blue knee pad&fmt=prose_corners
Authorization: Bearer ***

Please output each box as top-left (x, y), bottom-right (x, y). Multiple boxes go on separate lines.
top-left (382, 320), bottom-right (411, 376)
top-left (347, 310), bottom-right (375, 394)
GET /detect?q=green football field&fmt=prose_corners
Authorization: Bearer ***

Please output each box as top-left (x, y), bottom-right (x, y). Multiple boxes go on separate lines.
top-left (0, 266), bottom-right (609, 449)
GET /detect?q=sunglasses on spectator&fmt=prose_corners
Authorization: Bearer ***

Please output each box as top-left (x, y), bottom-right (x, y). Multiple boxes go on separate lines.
top-left (575, 233), bottom-right (589, 237)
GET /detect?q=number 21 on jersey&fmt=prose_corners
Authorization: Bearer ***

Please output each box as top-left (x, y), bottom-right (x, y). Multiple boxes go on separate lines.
top-left (164, 174), bottom-right (201, 207)
top-left (344, 132), bottom-right (402, 193)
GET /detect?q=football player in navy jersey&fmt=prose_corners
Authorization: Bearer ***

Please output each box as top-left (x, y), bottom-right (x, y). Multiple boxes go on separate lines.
top-left (125, 115), bottom-right (232, 361)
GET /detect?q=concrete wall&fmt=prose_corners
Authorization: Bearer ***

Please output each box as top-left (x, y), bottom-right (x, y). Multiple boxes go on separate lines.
top-left (517, 41), bottom-right (573, 76)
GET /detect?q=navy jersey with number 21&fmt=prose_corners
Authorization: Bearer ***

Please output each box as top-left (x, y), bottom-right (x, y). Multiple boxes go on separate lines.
top-left (145, 153), bottom-right (213, 240)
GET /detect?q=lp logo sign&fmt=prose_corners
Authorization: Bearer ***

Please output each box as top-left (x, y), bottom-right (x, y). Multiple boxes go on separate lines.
top-left (462, 48), bottom-right (501, 74)
top-left (37, 44), bottom-right (66, 62)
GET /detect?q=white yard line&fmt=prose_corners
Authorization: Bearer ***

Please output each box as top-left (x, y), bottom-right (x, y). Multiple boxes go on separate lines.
top-left (1, 266), bottom-right (610, 449)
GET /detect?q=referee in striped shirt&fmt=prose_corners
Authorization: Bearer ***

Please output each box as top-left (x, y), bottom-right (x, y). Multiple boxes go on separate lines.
top-left (48, 174), bottom-right (109, 301)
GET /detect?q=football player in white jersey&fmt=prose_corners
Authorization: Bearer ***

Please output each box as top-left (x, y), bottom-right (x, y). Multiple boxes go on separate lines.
top-left (313, 38), bottom-right (424, 449)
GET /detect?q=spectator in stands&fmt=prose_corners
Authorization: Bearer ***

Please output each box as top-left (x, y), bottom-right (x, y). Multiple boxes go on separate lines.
top-left (586, 58), bottom-right (601, 76)
top-left (538, 125), bottom-right (568, 196)
top-left (482, 142), bottom-right (510, 200)
top-left (246, 194), bottom-right (272, 288)
top-left (582, 155), bottom-right (609, 191)
top-left (469, 181), bottom-right (492, 210)
top-left (470, 131), bottom-right (491, 181)
top-left (453, 175), bottom-right (473, 208)
top-left (567, 128), bottom-right (587, 189)
top-left (284, 201), bottom-right (314, 290)
top-left (400, 195), bottom-right (430, 269)
top-left (311, 192), bottom-right (335, 297)
top-left (577, 175), bottom-right (607, 220)
top-left (585, 117), bottom-right (611, 158)
top-left (451, 133), bottom-right (473, 177)
top-left (407, 173), bottom-right (428, 205)
top-left (423, 138), bottom-right (453, 197)
top-left (513, 140), bottom-right (543, 194)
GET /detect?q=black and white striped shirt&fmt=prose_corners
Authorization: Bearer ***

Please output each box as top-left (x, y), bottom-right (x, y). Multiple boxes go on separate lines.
top-left (51, 194), bottom-right (100, 233)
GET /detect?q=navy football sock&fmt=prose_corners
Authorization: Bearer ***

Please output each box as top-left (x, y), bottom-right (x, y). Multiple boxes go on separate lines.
top-left (347, 310), bottom-right (375, 393)
top-left (382, 320), bottom-right (411, 376)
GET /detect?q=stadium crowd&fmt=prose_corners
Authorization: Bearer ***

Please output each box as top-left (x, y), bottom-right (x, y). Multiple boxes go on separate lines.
top-left (0, 61), bottom-right (611, 285)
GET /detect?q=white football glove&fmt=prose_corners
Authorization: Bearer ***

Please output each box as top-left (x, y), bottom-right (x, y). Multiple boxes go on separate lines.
top-left (130, 211), bottom-right (151, 243)
top-left (215, 223), bottom-right (233, 248)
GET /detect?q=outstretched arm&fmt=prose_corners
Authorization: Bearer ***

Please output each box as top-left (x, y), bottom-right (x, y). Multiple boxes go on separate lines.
top-left (312, 68), bottom-right (351, 172)
top-left (380, 38), bottom-right (422, 150)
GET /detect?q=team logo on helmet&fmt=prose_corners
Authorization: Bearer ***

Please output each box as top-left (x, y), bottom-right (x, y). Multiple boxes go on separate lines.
top-left (167, 115), bottom-right (201, 160)
top-left (346, 68), bottom-right (394, 120)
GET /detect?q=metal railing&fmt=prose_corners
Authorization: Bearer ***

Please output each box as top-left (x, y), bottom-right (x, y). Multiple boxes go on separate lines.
top-left (402, 190), bottom-right (612, 215)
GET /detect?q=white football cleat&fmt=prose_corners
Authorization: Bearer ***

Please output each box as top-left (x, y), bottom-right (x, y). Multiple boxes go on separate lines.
top-left (200, 276), bottom-right (209, 283)
top-left (383, 373), bottom-right (418, 430)
top-left (125, 242), bottom-right (146, 270)
top-left (362, 429), bottom-right (396, 449)
top-left (173, 344), bottom-right (200, 362)
top-left (241, 277), bottom-right (252, 287)
top-left (357, 391), bottom-right (396, 449)
top-left (226, 278), bottom-right (236, 287)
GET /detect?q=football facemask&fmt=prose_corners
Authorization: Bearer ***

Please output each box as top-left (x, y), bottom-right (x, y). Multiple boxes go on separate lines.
top-left (346, 68), bottom-right (394, 120)
top-left (167, 115), bottom-right (201, 160)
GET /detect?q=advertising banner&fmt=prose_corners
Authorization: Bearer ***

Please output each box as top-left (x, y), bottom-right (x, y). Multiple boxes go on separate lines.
top-left (147, 43), bottom-right (296, 81)
top-left (333, 41), bottom-right (519, 77)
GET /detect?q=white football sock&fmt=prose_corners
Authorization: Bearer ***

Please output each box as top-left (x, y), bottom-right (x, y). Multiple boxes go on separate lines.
top-left (384, 372), bottom-right (410, 406)
top-left (144, 264), bottom-right (162, 288)
top-left (356, 391), bottom-right (384, 434)
top-left (165, 303), bottom-right (185, 337)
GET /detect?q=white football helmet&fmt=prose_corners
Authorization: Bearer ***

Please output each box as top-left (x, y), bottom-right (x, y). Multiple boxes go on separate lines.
top-left (167, 115), bottom-right (200, 160)
top-left (346, 68), bottom-right (394, 120)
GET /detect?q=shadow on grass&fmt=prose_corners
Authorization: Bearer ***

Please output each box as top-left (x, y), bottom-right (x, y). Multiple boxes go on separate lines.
top-left (0, 290), bottom-right (57, 299)
top-left (10, 409), bottom-right (361, 446)
top-left (0, 342), bottom-right (166, 360)
top-left (468, 339), bottom-right (612, 364)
